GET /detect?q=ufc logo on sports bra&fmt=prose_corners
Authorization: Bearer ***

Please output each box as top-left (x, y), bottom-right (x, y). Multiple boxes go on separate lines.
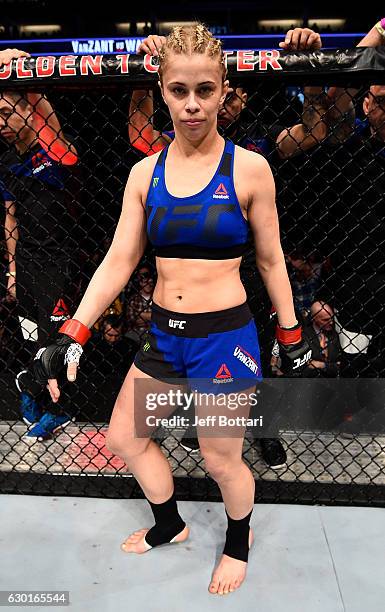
top-left (148, 203), bottom-right (236, 244)
top-left (168, 319), bottom-right (186, 329)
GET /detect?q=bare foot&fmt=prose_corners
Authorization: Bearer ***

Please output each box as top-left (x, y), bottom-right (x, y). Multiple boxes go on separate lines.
top-left (208, 528), bottom-right (254, 595)
top-left (120, 525), bottom-right (190, 554)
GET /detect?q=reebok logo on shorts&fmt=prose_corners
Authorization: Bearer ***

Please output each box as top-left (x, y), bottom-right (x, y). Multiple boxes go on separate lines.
top-left (213, 183), bottom-right (229, 199)
top-left (233, 345), bottom-right (259, 374)
top-left (213, 363), bottom-right (234, 384)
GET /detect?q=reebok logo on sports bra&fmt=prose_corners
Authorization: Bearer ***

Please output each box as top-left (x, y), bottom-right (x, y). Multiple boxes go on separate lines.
top-left (213, 183), bottom-right (229, 199)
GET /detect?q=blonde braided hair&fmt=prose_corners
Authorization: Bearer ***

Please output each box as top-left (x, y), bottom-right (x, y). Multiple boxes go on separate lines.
top-left (158, 23), bottom-right (227, 83)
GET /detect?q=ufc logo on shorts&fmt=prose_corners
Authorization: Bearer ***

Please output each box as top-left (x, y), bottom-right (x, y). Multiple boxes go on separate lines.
top-left (168, 319), bottom-right (186, 329)
top-left (293, 350), bottom-right (312, 369)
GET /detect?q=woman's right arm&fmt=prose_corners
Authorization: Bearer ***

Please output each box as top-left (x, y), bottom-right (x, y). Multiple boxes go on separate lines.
top-left (35, 158), bottom-right (154, 401)
top-left (72, 160), bottom-right (149, 328)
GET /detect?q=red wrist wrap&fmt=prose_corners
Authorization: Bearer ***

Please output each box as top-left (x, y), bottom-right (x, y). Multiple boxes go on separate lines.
top-left (59, 319), bottom-right (91, 345)
top-left (276, 324), bottom-right (302, 345)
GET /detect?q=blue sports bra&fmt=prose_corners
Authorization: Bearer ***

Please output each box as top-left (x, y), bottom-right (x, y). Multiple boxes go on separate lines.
top-left (145, 138), bottom-right (249, 259)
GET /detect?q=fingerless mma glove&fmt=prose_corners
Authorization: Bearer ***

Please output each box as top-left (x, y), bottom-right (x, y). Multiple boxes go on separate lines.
top-left (276, 322), bottom-right (312, 375)
top-left (32, 319), bottom-right (91, 384)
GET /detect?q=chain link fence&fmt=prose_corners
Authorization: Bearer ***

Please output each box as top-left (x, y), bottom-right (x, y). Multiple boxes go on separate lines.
top-left (0, 50), bottom-right (385, 505)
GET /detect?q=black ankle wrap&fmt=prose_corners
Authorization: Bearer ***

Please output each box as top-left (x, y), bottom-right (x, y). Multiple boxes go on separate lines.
top-left (144, 491), bottom-right (186, 548)
top-left (222, 507), bottom-right (253, 562)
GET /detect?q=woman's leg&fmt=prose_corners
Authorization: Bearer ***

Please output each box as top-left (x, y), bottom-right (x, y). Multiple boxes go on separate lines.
top-left (200, 435), bottom-right (255, 520)
top-left (197, 389), bottom-right (255, 595)
top-left (105, 363), bottom-right (189, 553)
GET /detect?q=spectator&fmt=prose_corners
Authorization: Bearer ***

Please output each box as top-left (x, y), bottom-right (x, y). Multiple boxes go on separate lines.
top-left (80, 315), bottom-right (139, 415)
top-left (0, 48), bottom-right (81, 440)
top-left (94, 294), bottom-right (124, 333)
top-left (101, 316), bottom-right (125, 344)
top-left (85, 315), bottom-right (138, 379)
top-left (302, 301), bottom-right (341, 377)
top-left (286, 251), bottom-right (330, 316)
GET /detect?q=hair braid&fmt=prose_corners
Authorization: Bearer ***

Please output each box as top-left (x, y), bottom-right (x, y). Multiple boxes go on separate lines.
top-left (158, 22), bottom-right (227, 83)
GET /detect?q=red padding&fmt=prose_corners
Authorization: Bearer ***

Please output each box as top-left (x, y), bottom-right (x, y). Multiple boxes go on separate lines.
top-left (276, 324), bottom-right (302, 345)
top-left (59, 319), bottom-right (91, 345)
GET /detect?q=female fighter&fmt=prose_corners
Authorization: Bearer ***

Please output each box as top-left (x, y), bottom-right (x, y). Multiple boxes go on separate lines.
top-left (33, 24), bottom-right (310, 595)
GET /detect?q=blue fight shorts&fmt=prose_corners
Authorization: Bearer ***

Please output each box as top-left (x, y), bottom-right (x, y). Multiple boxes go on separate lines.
top-left (134, 301), bottom-right (262, 393)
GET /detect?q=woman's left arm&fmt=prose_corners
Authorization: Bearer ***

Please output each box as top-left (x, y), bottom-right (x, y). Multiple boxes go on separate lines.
top-left (242, 150), bottom-right (313, 374)
top-left (246, 152), bottom-right (296, 328)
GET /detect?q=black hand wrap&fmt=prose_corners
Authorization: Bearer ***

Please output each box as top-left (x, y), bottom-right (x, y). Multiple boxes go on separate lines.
top-left (31, 319), bottom-right (90, 384)
top-left (32, 334), bottom-right (80, 384)
top-left (277, 322), bottom-right (312, 376)
top-left (16, 319), bottom-right (90, 396)
top-left (15, 334), bottom-right (80, 397)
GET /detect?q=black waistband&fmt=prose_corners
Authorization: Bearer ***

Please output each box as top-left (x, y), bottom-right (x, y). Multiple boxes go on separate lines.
top-left (151, 301), bottom-right (252, 337)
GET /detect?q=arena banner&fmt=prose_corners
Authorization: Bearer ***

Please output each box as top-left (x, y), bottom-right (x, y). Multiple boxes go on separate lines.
top-left (1, 47), bottom-right (385, 84)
